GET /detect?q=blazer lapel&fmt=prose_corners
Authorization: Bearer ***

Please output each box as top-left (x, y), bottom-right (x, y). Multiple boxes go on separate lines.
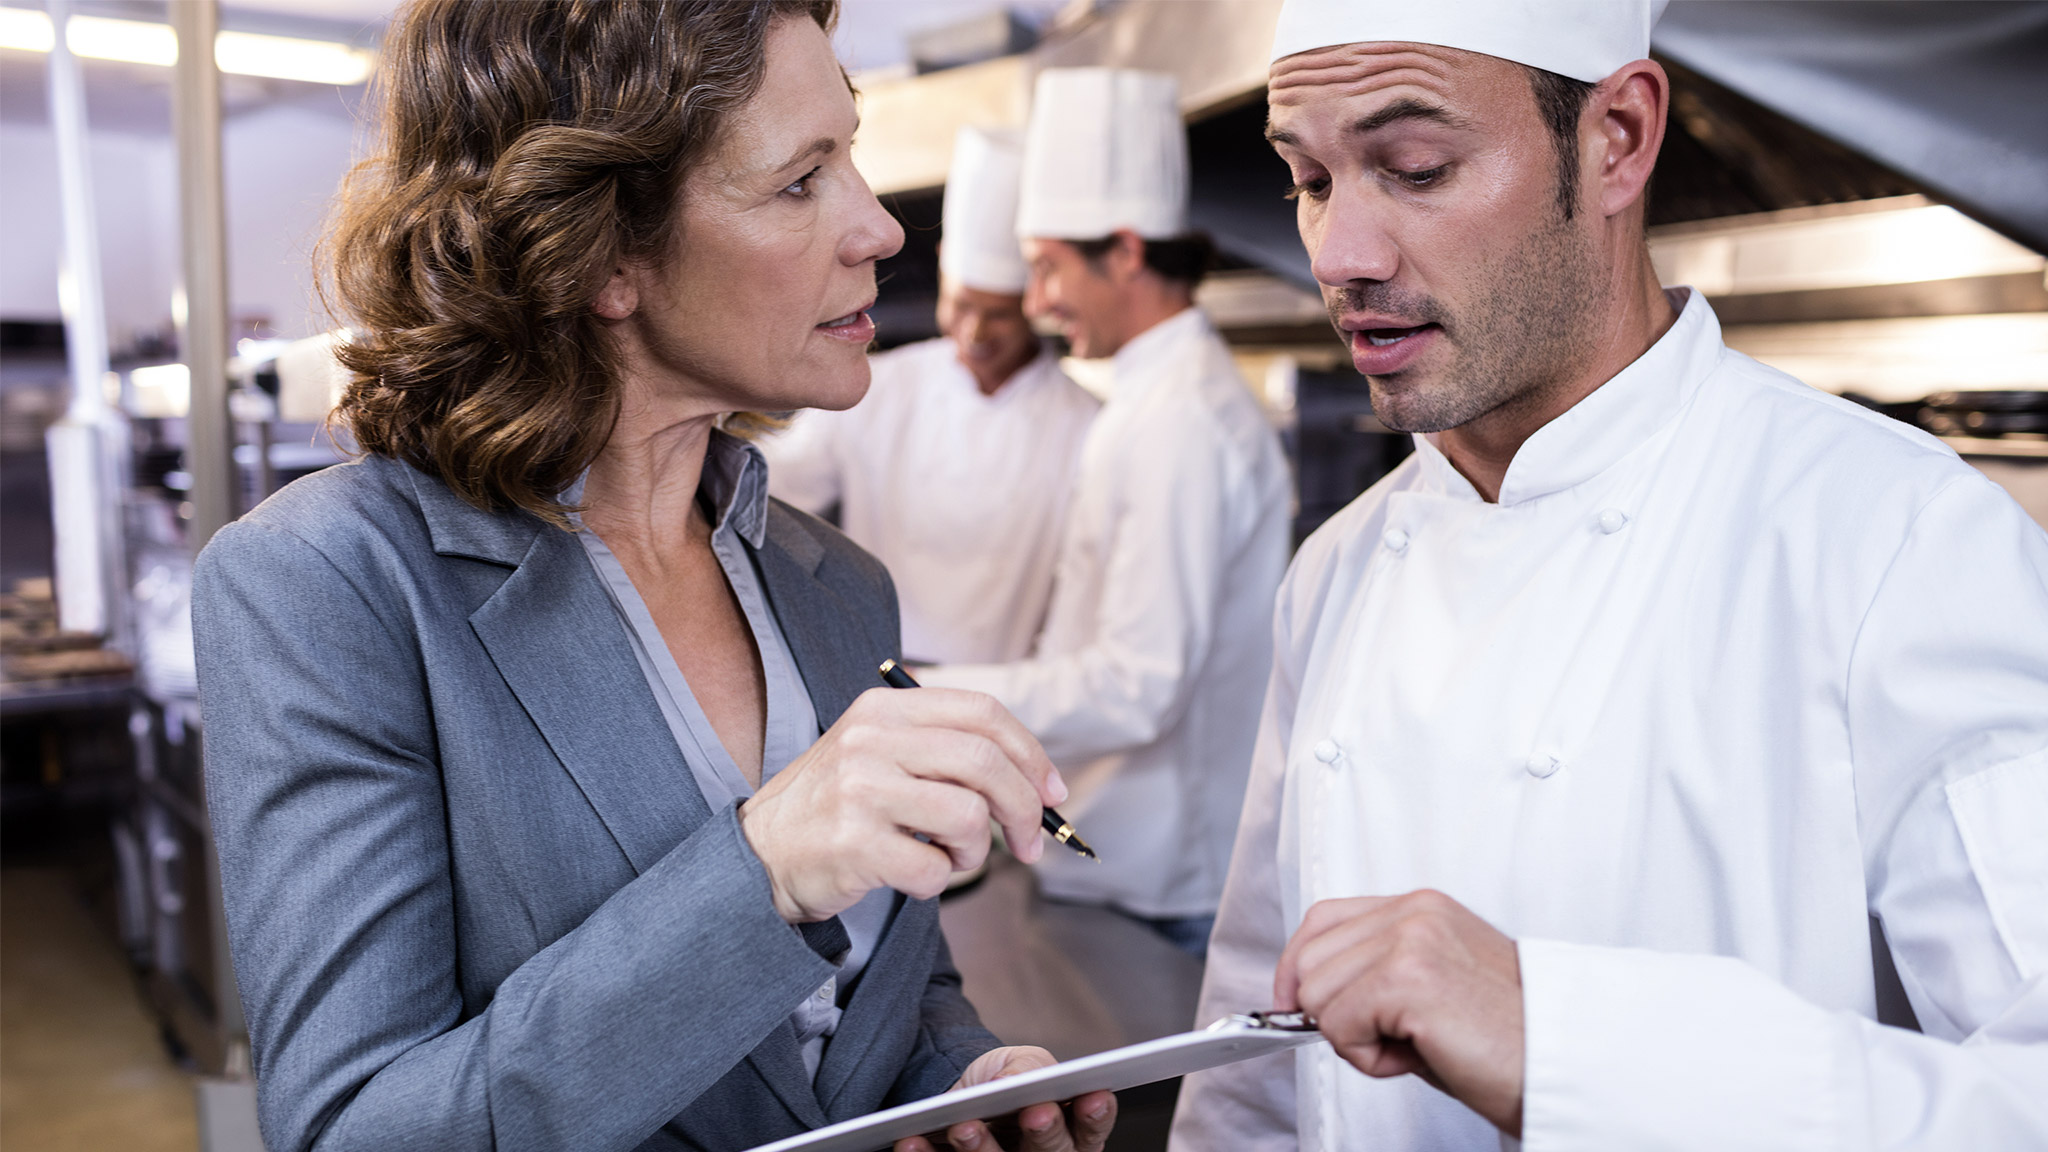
top-left (752, 503), bottom-right (894, 729)
top-left (813, 896), bottom-right (936, 1120)
top-left (746, 1020), bottom-right (830, 1131)
top-left (466, 521), bottom-right (712, 873)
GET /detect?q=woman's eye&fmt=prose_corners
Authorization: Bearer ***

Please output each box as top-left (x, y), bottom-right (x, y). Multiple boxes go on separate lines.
top-left (784, 167), bottom-right (821, 197)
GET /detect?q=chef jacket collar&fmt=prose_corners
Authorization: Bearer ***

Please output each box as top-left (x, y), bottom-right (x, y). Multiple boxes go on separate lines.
top-left (559, 427), bottom-right (771, 549)
top-left (1109, 305), bottom-right (1210, 403)
top-left (1414, 287), bottom-right (1718, 506)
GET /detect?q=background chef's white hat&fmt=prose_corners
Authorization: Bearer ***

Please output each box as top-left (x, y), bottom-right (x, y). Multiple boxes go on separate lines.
top-left (940, 126), bottom-right (1029, 294)
top-left (1016, 68), bottom-right (1188, 241)
top-left (1270, 0), bottom-right (1669, 83)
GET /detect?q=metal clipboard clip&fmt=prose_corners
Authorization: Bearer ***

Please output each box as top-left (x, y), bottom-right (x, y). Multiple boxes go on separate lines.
top-left (1212, 1010), bottom-right (1319, 1032)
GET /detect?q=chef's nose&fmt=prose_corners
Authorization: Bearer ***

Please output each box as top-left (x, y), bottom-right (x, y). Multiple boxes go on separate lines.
top-left (1311, 183), bottom-right (1400, 288)
top-left (1023, 271), bottom-right (1048, 319)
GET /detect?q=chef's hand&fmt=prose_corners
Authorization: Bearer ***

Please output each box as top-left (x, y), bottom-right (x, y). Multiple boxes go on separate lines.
top-left (892, 1046), bottom-right (1116, 1152)
top-left (1274, 891), bottom-right (1524, 1136)
top-left (739, 687), bottom-right (1066, 923)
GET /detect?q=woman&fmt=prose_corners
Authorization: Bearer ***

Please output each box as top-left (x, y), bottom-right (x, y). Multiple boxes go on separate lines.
top-left (192, 4), bottom-right (1114, 1150)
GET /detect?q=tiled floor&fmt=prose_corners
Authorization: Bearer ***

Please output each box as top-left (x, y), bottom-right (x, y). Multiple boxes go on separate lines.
top-left (1, 866), bottom-right (198, 1152)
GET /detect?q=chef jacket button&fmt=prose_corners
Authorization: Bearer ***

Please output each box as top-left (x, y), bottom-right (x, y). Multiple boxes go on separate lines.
top-left (1597, 509), bottom-right (1629, 534)
top-left (1312, 739), bottom-right (1342, 764)
top-left (1382, 528), bottom-right (1410, 553)
top-left (1526, 753), bottom-right (1563, 779)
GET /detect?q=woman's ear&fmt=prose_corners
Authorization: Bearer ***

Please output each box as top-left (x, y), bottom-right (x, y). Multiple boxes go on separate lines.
top-left (592, 266), bottom-right (639, 321)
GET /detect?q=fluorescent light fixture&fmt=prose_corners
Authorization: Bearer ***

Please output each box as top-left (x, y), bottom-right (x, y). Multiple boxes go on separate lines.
top-left (0, 8), bottom-right (376, 86)
top-left (217, 29), bottom-right (376, 85)
top-left (129, 362), bottom-right (191, 419)
top-left (0, 7), bottom-right (53, 52)
top-left (1650, 195), bottom-right (2045, 297)
top-left (1723, 313), bottom-right (2048, 403)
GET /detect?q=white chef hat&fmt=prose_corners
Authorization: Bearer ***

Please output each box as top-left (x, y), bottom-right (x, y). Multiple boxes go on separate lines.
top-left (940, 126), bottom-right (1029, 295)
top-left (1016, 68), bottom-right (1188, 241)
top-left (1270, 0), bottom-right (1668, 84)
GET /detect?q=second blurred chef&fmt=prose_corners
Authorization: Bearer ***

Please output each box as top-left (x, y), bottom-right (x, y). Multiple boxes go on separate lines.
top-left (765, 127), bottom-right (1099, 665)
top-left (920, 70), bottom-right (1292, 958)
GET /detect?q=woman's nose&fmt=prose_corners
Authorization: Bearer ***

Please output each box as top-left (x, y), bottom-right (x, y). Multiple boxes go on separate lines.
top-left (844, 173), bottom-right (905, 266)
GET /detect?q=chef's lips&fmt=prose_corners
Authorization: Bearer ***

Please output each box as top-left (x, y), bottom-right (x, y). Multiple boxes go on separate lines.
top-left (1326, 285), bottom-right (1447, 369)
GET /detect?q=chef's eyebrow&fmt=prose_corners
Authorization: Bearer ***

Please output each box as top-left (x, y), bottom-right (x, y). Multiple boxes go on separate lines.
top-left (1266, 98), bottom-right (1473, 147)
top-left (1350, 98), bottom-right (1472, 135)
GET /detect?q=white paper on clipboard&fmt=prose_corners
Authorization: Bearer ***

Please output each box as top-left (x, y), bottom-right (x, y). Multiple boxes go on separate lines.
top-left (745, 1018), bottom-right (1327, 1152)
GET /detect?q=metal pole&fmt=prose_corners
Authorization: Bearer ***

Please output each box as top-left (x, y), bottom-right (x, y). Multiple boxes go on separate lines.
top-left (173, 0), bottom-right (236, 555)
top-left (44, 0), bottom-right (127, 640)
top-left (168, 0), bottom-right (252, 1078)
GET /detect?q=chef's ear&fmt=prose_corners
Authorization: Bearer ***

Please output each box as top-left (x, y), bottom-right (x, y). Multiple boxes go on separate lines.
top-left (1105, 229), bottom-right (1148, 284)
top-left (592, 265), bottom-right (638, 321)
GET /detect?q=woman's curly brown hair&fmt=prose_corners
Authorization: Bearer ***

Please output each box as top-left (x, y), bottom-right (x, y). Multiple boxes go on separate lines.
top-left (325, 0), bottom-right (835, 527)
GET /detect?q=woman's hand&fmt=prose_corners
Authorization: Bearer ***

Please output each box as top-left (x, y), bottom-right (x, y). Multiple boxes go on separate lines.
top-left (739, 686), bottom-right (1067, 922)
top-left (892, 1046), bottom-right (1116, 1152)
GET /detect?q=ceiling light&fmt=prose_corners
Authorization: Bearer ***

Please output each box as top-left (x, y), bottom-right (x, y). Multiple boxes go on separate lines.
top-left (216, 30), bottom-right (375, 85)
top-left (0, 8), bottom-right (376, 86)
top-left (1650, 195), bottom-right (2044, 297)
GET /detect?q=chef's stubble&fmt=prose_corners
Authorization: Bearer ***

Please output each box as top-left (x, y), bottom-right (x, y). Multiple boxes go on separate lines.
top-left (1342, 204), bottom-right (1607, 435)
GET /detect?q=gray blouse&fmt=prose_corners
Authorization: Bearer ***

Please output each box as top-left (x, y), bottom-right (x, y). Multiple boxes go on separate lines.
top-left (569, 432), bottom-right (895, 1081)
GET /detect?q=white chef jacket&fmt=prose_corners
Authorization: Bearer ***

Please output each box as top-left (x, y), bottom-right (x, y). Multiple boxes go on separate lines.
top-left (921, 308), bottom-right (1293, 919)
top-left (1172, 289), bottom-right (2048, 1151)
top-left (762, 339), bottom-right (1098, 664)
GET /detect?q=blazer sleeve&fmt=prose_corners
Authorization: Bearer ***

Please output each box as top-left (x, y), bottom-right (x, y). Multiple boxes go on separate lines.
top-left (194, 520), bottom-right (837, 1152)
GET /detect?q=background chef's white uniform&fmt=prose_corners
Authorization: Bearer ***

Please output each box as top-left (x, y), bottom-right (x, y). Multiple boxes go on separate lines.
top-left (922, 307), bottom-right (1292, 919)
top-left (763, 343), bottom-right (1097, 663)
top-left (1172, 289), bottom-right (2048, 1150)
top-left (763, 124), bottom-right (1100, 666)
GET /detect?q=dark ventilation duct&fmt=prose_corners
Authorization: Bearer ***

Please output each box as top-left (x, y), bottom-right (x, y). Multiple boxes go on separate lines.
top-left (1653, 1), bottom-right (2048, 252)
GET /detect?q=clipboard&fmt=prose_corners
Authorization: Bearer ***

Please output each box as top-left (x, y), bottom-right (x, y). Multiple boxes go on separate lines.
top-left (745, 1015), bottom-right (1326, 1152)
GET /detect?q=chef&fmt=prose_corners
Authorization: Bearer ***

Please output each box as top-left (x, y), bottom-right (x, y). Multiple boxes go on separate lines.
top-left (918, 69), bottom-right (1293, 958)
top-left (1172, 0), bottom-right (2048, 1147)
top-left (763, 125), bottom-right (1099, 665)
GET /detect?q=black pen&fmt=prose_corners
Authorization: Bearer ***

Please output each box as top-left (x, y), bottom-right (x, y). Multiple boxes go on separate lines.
top-left (878, 659), bottom-right (1098, 860)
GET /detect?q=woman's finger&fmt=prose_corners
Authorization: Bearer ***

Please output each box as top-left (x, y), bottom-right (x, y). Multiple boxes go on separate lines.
top-left (850, 686), bottom-right (1067, 806)
top-left (944, 1118), bottom-right (996, 1151)
top-left (878, 727), bottom-right (1047, 864)
top-left (861, 817), bottom-right (965, 902)
top-left (1069, 1090), bottom-right (1117, 1152)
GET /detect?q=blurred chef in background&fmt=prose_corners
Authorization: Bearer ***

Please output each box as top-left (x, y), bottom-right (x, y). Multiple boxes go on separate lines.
top-left (919, 69), bottom-right (1292, 959)
top-left (1175, 0), bottom-right (2048, 1147)
top-left (765, 126), bottom-right (1098, 665)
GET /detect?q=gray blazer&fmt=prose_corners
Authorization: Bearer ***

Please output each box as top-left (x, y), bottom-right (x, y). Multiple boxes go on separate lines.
top-left (193, 454), bottom-right (1000, 1152)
